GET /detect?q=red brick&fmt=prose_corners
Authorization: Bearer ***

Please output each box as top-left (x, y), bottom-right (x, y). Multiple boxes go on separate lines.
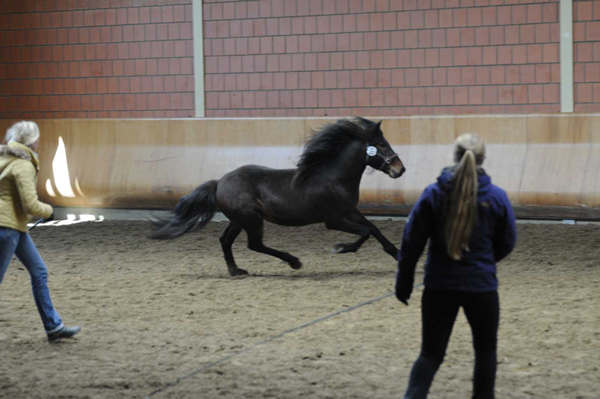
top-left (412, 87), bottom-right (426, 105)
top-left (460, 28), bottom-right (475, 46)
top-left (467, 8), bottom-right (482, 26)
top-left (497, 6), bottom-right (511, 25)
top-left (594, 43), bottom-right (600, 62)
top-left (344, 90), bottom-right (358, 107)
top-left (454, 87), bottom-right (468, 105)
top-left (575, 1), bottom-right (593, 21)
top-left (344, 53), bottom-right (357, 69)
top-left (418, 68), bottom-right (433, 85)
top-left (593, 83), bottom-right (600, 103)
top-left (391, 69), bottom-right (404, 86)
top-left (467, 48), bottom-right (482, 65)
top-left (542, 3), bottom-right (558, 22)
top-left (424, 49), bottom-right (438, 66)
top-left (520, 64), bottom-right (536, 83)
top-left (404, 69), bottom-right (418, 86)
top-left (446, 28), bottom-right (460, 46)
top-left (543, 84), bottom-right (559, 103)
top-left (433, 68), bottom-right (446, 85)
top-left (498, 87), bottom-right (512, 104)
top-left (440, 87), bottom-right (453, 105)
top-left (424, 10), bottom-right (437, 28)
top-left (526, 44), bottom-right (543, 64)
top-left (431, 29), bottom-right (445, 47)
top-left (370, 13), bottom-right (384, 30)
top-left (404, 30), bottom-right (418, 48)
top-left (535, 64), bottom-right (552, 83)
top-left (462, 67), bottom-right (476, 85)
top-left (505, 26), bottom-right (519, 44)
top-left (520, 25), bottom-right (536, 44)
top-left (490, 66), bottom-right (505, 84)
top-left (512, 85), bottom-right (528, 104)
top-left (439, 9), bottom-right (452, 28)
top-left (480, 47), bottom-right (495, 65)
top-left (512, 5), bottom-right (527, 24)
top-left (589, 22), bottom-right (600, 41)
top-left (475, 27), bottom-right (490, 46)
top-left (363, 32), bottom-right (377, 50)
top-left (447, 68), bottom-right (461, 85)
top-left (474, 67), bottom-right (489, 84)
top-left (481, 6), bottom-right (496, 25)
top-left (468, 86), bottom-right (483, 105)
top-left (490, 26), bottom-right (504, 45)
top-left (585, 63), bottom-right (600, 82)
top-left (505, 65), bottom-right (520, 84)
top-left (453, 8), bottom-right (467, 27)
top-left (533, 24), bottom-right (550, 43)
top-left (410, 11), bottom-right (425, 28)
top-left (418, 30), bottom-right (432, 47)
top-left (412, 49), bottom-right (425, 67)
top-left (528, 84), bottom-right (544, 103)
top-left (527, 4), bottom-right (542, 23)
top-left (483, 86), bottom-right (498, 104)
top-left (575, 83), bottom-right (593, 103)
top-left (330, 14), bottom-right (344, 32)
top-left (384, 50), bottom-right (397, 68)
top-left (575, 42), bottom-right (593, 62)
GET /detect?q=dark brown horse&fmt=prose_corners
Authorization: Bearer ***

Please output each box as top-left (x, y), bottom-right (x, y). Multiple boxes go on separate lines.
top-left (150, 117), bottom-right (406, 276)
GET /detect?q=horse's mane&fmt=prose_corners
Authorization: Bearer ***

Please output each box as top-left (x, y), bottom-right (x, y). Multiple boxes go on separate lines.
top-left (294, 117), bottom-right (376, 184)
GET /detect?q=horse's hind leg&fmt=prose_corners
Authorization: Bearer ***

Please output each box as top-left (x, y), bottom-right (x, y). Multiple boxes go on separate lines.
top-left (243, 217), bottom-right (302, 270)
top-left (219, 222), bottom-right (247, 276)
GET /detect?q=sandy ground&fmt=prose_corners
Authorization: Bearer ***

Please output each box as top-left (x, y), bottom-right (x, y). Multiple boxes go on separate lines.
top-left (0, 218), bottom-right (598, 399)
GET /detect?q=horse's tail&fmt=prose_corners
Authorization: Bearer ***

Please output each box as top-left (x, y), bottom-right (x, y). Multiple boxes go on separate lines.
top-left (150, 180), bottom-right (218, 239)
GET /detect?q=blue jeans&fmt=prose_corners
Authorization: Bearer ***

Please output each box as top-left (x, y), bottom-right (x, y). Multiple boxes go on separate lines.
top-left (0, 227), bottom-right (63, 333)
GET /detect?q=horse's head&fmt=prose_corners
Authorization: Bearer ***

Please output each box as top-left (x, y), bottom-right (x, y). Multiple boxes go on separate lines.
top-left (362, 119), bottom-right (406, 178)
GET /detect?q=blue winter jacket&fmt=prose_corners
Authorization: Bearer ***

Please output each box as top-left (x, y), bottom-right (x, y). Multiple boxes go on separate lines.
top-left (396, 167), bottom-right (516, 298)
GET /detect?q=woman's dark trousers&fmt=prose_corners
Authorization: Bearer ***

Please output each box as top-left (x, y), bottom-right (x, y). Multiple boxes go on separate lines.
top-left (404, 289), bottom-right (499, 399)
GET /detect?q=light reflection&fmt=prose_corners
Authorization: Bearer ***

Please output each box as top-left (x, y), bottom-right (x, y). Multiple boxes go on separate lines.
top-left (45, 179), bottom-right (56, 197)
top-left (50, 136), bottom-right (75, 198)
top-left (28, 213), bottom-right (105, 227)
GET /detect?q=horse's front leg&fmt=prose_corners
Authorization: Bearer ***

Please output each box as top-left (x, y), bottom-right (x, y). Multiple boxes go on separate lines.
top-left (325, 217), bottom-right (371, 254)
top-left (327, 212), bottom-right (398, 258)
top-left (353, 212), bottom-right (398, 258)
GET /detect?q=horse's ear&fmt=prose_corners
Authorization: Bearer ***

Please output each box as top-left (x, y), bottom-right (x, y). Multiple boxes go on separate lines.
top-left (376, 120), bottom-right (382, 128)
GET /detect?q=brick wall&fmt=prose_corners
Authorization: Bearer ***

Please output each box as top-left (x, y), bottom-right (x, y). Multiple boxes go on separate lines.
top-left (0, 0), bottom-right (194, 118)
top-left (574, 0), bottom-right (600, 112)
top-left (1, 0), bottom-right (599, 119)
top-left (204, 0), bottom-right (562, 117)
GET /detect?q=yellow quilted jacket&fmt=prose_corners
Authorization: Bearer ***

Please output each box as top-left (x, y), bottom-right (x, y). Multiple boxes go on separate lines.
top-left (0, 141), bottom-right (53, 232)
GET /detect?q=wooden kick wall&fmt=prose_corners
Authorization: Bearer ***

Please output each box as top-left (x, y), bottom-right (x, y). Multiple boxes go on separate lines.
top-left (1, 114), bottom-right (599, 220)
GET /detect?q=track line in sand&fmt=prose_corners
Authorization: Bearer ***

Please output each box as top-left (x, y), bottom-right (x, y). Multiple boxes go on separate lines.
top-left (145, 291), bottom-right (397, 398)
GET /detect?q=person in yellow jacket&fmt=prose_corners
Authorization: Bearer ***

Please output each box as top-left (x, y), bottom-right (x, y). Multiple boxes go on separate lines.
top-left (0, 121), bottom-right (80, 341)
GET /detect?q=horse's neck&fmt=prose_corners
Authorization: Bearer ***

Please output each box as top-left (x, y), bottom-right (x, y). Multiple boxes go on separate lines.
top-left (324, 145), bottom-right (366, 185)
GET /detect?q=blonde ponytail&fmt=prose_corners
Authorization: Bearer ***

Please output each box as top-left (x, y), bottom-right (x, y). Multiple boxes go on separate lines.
top-left (445, 134), bottom-right (485, 260)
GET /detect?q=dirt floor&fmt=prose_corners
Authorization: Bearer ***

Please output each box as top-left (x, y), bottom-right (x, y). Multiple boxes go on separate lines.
top-left (0, 218), bottom-right (599, 398)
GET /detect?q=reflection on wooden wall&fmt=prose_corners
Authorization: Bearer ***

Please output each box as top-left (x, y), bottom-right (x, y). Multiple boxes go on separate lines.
top-left (1, 115), bottom-right (599, 219)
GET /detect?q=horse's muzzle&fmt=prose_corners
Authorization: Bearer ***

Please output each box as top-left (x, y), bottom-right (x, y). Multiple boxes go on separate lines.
top-left (387, 159), bottom-right (406, 178)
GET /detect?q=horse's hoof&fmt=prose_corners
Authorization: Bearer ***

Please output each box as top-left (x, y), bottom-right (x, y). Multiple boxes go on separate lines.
top-left (333, 243), bottom-right (354, 253)
top-left (230, 268), bottom-right (249, 277)
top-left (288, 258), bottom-right (302, 270)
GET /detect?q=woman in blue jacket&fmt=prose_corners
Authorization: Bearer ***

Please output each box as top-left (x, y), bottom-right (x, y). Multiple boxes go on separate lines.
top-left (396, 133), bottom-right (516, 399)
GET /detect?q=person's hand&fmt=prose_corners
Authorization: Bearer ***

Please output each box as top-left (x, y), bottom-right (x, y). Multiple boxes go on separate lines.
top-left (395, 272), bottom-right (413, 305)
top-left (44, 212), bottom-right (55, 223)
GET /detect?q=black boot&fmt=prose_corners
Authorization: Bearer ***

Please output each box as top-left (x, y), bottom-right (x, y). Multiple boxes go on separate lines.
top-left (403, 355), bottom-right (441, 399)
top-left (47, 325), bottom-right (81, 342)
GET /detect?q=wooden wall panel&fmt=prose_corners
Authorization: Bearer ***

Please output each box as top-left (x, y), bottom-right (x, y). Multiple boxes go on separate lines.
top-left (1, 114), bottom-right (599, 219)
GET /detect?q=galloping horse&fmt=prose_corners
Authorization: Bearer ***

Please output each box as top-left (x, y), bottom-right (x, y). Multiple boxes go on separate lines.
top-left (150, 117), bottom-right (406, 276)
